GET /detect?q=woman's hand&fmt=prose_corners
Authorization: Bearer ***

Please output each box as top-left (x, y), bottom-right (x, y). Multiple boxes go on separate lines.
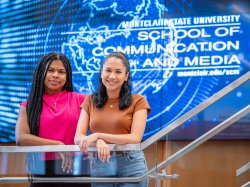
top-left (59, 152), bottom-right (73, 173)
top-left (57, 141), bottom-right (73, 173)
top-left (79, 133), bottom-right (98, 153)
top-left (96, 139), bottom-right (110, 162)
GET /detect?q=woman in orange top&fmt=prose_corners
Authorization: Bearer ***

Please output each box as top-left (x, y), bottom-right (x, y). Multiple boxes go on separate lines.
top-left (75, 51), bottom-right (151, 187)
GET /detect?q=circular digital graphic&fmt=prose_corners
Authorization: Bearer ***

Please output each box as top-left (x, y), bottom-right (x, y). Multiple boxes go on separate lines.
top-left (39, 0), bottom-right (249, 139)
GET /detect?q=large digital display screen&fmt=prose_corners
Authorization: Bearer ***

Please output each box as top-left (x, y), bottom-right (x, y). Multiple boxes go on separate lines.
top-left (0, 0), bottom-right (249, 142)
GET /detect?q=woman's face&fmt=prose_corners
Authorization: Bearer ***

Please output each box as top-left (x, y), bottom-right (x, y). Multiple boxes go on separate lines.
top-left (101, 57), bottom-right (129, 94)
top-left (44, 60), bottom-right (67, 95)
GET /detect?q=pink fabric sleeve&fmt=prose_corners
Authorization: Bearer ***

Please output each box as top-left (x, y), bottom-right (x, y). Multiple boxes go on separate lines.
top-left (79, 94), bottom-right (87, 104)
top-left (20, 100), bottom-right (27, 107)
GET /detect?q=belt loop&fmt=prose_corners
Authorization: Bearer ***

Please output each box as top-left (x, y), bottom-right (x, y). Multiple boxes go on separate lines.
top-left (122, 151), bottom-right (129, 157)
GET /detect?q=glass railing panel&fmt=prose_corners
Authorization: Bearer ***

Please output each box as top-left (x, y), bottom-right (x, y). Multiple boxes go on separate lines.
top-left (0, 150), bottom-right (90, 182)
top-left (145, 139), bottom-right (178, 187)
top-left (0, 144), bottom-right (159, 186)
top-left (0, 152), bottom-right (27, 177)
top-left (148, 78), bottom-right (250, 186)
top-left (158, 105), bottom-right (249, 187)
top-left (162, 112), bottom-right (250, 187)
top-left (236, 162), bottom-right (250, 187)
top-left (144, 141), bottom-right (158, 187)
top-left (151, 135), bottom-right (179, 187)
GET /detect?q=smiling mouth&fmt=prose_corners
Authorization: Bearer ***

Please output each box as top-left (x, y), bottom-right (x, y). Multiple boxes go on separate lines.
top-left (107, 80), bottom-right (117, 85)
top-left (50, 80), bottom-right (60, 84)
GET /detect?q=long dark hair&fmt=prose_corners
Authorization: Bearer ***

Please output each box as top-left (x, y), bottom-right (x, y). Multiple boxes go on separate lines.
top-left (26, 52), bottom-right (73, 135)
top-left (92, 51), bottom-right (132, 110)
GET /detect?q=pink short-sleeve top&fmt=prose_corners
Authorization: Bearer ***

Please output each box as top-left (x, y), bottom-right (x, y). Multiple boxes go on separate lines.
top-left (21, 90), bottom-right (86, 145)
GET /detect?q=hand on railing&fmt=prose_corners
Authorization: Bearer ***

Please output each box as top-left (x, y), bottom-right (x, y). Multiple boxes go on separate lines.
top-left (96, 139), bottom-right (111, 162)
top-left (59, 152), bottom-right (73, 173)
top-left (79, 134), bottom-right (98, 153)
top-left (79, 134), bottom-right (111, 162)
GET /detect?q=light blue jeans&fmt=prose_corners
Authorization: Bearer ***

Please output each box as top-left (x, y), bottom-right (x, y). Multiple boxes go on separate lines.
top-left (89, 150), bottom-right (148, 187)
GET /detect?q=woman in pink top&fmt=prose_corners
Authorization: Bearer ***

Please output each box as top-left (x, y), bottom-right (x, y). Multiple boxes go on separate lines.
top-left (15, 53), bottom-right (90, 187)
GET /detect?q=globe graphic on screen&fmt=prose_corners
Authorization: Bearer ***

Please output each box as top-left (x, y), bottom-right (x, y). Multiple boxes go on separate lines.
top-left (42, 0), bottom-right (219, 138)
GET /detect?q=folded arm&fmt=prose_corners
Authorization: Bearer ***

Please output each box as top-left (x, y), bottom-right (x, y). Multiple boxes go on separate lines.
top-left (75, 109), bottom-right (148, 147)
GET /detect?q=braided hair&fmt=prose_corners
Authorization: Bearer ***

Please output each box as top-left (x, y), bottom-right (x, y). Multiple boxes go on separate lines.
top-left (26, 53), bottom-right (73, 135)
top-left (92, 51), bottom-right (132, 110)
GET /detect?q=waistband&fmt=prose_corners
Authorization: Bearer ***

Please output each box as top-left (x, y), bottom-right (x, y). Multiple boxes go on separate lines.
top-left (112, 151), bottom-right (129, 157)
top-left (88, 150), bottom-right (141, 158)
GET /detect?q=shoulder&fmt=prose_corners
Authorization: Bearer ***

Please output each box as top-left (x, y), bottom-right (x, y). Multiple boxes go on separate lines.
top-left (132, 94), bottom-right (147, 102)
top-left (68, 91), bottom-right (87, 103)
top-left (131, 94), bottom-right (151, 113)
top-left (80, 94), bottom-right (94, 110)
top-left (73, 92), bottom-right (87, 99)
top-left (80, 94), bottom-right (94, 104)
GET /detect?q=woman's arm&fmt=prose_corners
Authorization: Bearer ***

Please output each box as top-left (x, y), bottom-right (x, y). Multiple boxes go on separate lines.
top-left (15, 106), bottom-right (63, 146)
top-left (76, 108), bottom-right (147, 161)
top-left (74, 109), bottom-right (90, 145)
top-left (81, 109), bottom-right (148, 146)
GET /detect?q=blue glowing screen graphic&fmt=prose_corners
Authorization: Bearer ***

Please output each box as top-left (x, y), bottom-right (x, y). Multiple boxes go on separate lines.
top-left (0, 0), bottom-right (249, 142)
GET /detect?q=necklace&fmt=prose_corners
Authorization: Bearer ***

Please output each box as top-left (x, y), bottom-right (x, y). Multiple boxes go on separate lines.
top-left (108, 100), bottom-right (117, 108)
top-left (107, 97), bottom-right (118, 108)
top-left (49, 91), bottom-right (63, 108)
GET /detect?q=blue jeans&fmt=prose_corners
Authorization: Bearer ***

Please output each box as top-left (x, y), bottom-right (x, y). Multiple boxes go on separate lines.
top-left (90, 150), bottom-right (148, 187)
